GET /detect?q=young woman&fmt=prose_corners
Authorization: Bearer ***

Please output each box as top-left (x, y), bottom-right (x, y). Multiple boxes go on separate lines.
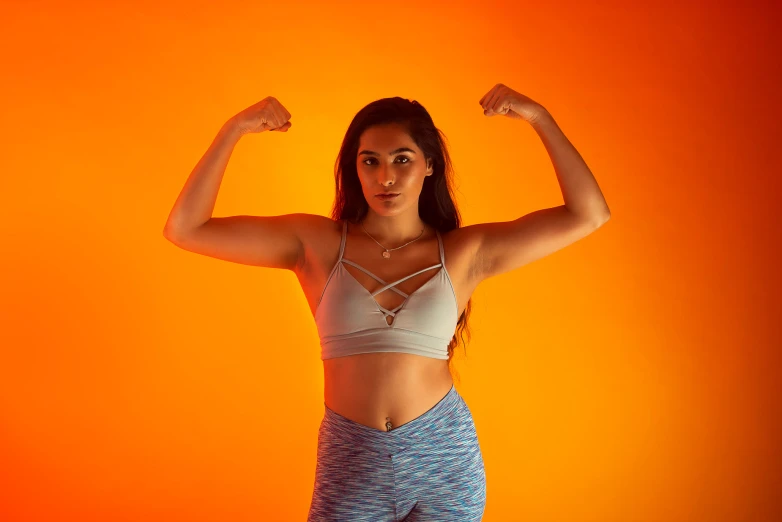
top-left (163, 85), bottom-right (610, 521)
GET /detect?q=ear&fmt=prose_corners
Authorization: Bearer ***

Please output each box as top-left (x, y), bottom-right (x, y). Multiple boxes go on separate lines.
top-left (426, 158), bottom-right (434, 175)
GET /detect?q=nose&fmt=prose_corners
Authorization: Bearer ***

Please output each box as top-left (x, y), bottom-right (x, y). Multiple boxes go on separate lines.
top-left (376, 166), bottom-right (395, 186)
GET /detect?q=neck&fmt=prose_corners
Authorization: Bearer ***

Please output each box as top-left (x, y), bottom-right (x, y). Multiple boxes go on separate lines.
top-left (359, 212), bottom-right (428, 245)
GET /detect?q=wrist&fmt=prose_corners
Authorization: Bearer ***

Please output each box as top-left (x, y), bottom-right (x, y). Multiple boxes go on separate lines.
top-left (527, 105), bottom-right (551, 127)
top-left (221, 118), bottom-right (244, 142)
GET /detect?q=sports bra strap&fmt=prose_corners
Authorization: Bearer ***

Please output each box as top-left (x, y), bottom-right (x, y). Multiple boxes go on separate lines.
top-left (370, 264), bottom-right (441, 297)
top-left (341, 259), bottom-right (408, 298)
top-left (338, 220), bottom-right (348, 261)
top-left (436, 230), bottom-right (445, 265)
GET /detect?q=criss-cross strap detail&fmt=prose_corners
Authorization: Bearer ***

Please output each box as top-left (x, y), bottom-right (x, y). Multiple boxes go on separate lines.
top-left (340, 259), bottom-right (409, 299)
top-left (365, 263), bottom-right (442, 299)
top-left (337, 220), bottom-right (446, 321)
top-left (314, 221), bottom-right (458, 361)
top-left (341, 259), bottom-right (442, 318)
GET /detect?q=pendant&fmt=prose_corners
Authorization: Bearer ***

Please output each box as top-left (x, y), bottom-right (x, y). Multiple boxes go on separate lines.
top-left (382, 251), bottom-right (391, 259)
top-left (385, 417), bottom-right (393, 431)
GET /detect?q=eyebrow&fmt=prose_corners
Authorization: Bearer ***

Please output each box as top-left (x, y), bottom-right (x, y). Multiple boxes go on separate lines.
top-left (358, 147), bottom-right (417, 156)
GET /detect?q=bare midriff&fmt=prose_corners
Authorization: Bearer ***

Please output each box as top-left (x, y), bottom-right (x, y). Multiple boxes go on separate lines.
top-left (323, 351), bottom-right (454, 432)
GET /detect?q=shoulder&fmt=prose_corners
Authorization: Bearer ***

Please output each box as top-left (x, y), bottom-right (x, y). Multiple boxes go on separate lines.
top-left (291, 213), bottom-right (339, 231)
top-left (440, 224), bottom-right (480, 253)
top-left (438, 224), bottom-right (483, 282)
top-left (290, 214), bottom-right (342, 245)
top-left (292, 214), bottom-right (343, 273)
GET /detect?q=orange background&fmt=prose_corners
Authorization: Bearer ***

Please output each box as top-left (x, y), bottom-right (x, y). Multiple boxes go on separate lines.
top-left (1, 1), bottom-right (780, 521)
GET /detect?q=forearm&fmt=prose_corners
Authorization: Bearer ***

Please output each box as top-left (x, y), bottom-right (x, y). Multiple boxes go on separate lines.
top-left (529, 108), bottom-right (611, 223)
top-left (163, 119), bottom-right (244, 237)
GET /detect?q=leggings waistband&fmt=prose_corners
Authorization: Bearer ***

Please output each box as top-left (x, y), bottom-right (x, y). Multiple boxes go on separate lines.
top-left (321, 384), bottom-right (461, 453)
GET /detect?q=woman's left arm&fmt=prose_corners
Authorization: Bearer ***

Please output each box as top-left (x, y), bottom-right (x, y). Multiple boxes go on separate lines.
top-left (528, 106), bottom-right (611, 222)
top-left (467, 84), bottom-right (611, 283)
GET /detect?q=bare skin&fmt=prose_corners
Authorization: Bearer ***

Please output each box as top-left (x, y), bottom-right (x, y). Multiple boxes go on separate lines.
top-left (164, 104), bottom-right (609, 433)
top-left (295, 216), bottom-right (481, 432)
top-left (296, 121), bottom-right (483, 432)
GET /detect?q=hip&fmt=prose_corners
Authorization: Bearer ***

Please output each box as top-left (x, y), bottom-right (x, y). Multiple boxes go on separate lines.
top-left (318, 382), bottom-right (480, 456)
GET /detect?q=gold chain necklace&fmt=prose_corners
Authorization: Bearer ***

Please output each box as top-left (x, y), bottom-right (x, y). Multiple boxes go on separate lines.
top-left (360, 222), bottom-right (426, 259)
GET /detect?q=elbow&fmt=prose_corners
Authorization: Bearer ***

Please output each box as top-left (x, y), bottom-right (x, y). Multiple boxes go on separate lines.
top-left (583, 208), bottom-right (610, 228)
top-left (573, 210), bottom-right (611, 228)
top-left (567, 203), bottom-right (611, 228)
top-left (163, 225), bottom-right (181, 243)
top-left (594, 203), bottom-right (611, 226)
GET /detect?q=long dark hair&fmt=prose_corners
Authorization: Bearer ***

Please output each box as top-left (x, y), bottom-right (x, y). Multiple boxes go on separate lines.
top-left (329, 96), bottom-right (473, 384)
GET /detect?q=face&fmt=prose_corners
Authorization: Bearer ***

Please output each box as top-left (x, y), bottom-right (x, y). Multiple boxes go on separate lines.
top-left (356, 123), bottom-right (433, 216)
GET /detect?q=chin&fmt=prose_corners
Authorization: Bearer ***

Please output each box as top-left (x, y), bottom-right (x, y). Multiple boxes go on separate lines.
top-left (372, 207), bottom-right (402, 215)
top-left (366, 194), bottom-right (400, 208)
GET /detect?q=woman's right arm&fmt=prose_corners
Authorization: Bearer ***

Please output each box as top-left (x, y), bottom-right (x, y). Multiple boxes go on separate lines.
top-left (163, 98), bottom-right (308, 272)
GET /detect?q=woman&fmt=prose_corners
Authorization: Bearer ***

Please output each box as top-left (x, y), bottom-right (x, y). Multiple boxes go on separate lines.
top-left (163, 85), bottom-right (611, 521)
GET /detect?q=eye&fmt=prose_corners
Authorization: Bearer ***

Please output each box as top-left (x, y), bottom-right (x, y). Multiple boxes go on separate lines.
top-left (363, 156), bottom-right (410, 165)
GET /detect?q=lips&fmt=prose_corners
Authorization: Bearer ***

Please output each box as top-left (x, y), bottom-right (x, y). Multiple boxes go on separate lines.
top-left (376, 193), bottom-right (400, 199)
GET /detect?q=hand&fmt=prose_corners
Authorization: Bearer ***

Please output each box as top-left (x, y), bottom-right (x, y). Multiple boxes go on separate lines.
top-left (230, 96), bottom-right (293, 135)
top-left (478, 83), bottom-right (545, 124)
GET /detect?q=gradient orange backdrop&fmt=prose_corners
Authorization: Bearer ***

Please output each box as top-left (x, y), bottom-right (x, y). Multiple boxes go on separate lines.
top-left (2, 1), bottom-right (780, 521)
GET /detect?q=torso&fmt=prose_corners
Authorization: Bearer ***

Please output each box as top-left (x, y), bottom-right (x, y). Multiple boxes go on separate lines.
top-left (294, 216), bottom-right (482, 432)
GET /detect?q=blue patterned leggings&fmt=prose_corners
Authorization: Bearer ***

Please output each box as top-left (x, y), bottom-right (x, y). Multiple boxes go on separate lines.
top-left (307, 384), bottom-right (487, 521)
